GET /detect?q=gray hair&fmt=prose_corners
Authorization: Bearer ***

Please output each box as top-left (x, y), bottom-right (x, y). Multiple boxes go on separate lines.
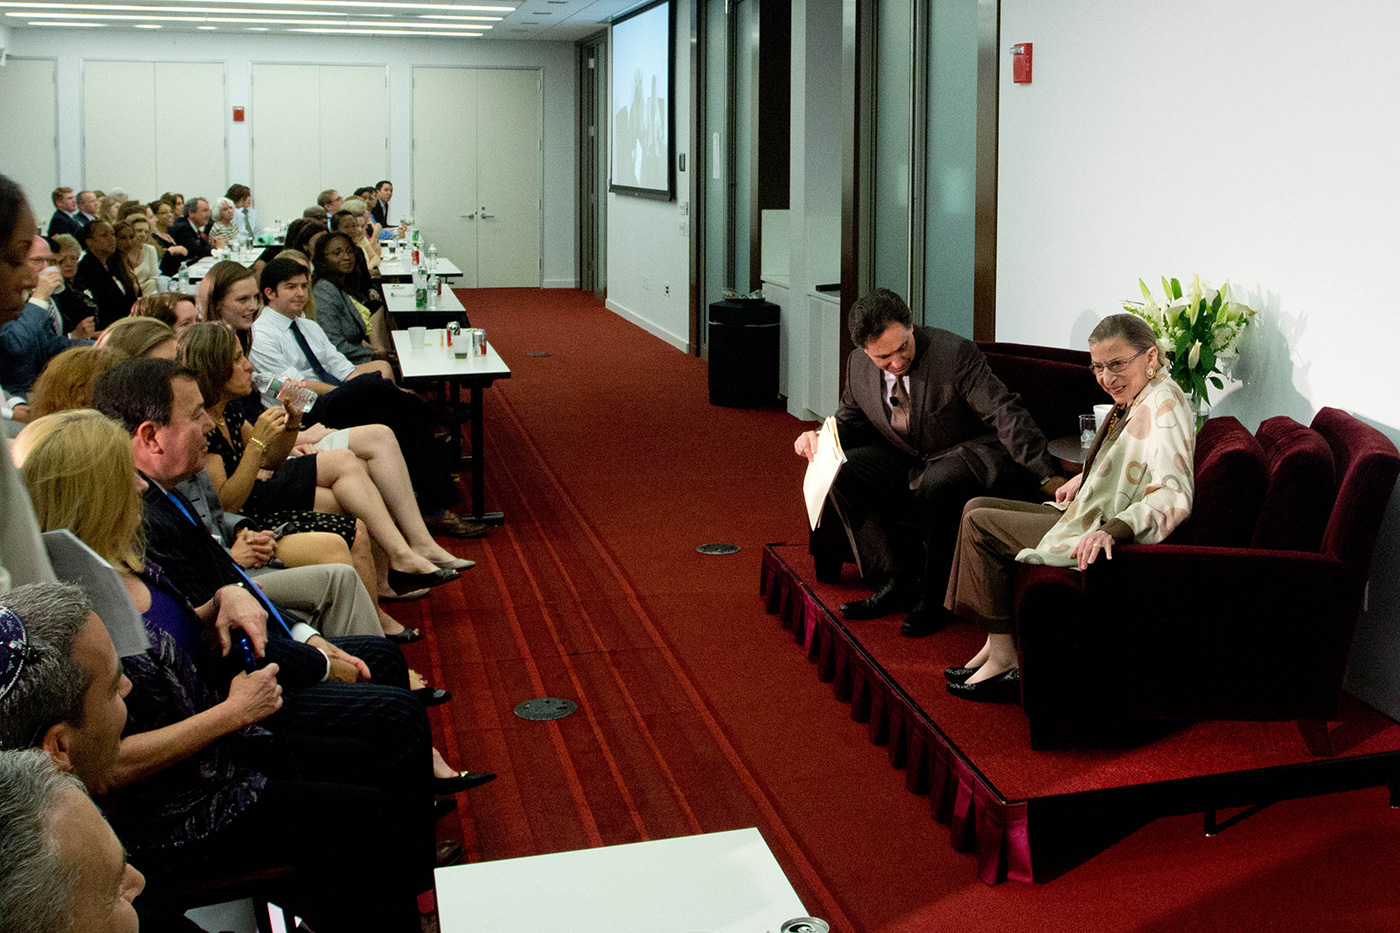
top-left (185, 198), bottom-right (207, 219)
top-left (0, 584), bottom-right (94, 752)
top-left (1088, 312), bottom-right (1158, 354)
top-left (342, 197), bottom-right (368, 216)
top-left (0, 749), bottom-right (84, 933)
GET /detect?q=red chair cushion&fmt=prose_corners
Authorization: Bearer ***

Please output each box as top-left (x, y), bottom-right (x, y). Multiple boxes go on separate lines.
top-left (1168, 416), bottom-right (1266, 547)
top-left (1311, 407), bottom-right (1400, 569)
top-left (1251, 416), bottom-right (1335, 551)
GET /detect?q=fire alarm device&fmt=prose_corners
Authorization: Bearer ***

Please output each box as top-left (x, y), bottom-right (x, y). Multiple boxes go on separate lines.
top-left (232, 106), bottom-right (246, 122)
top-left (1011, 43), bottom-right (1032, 83)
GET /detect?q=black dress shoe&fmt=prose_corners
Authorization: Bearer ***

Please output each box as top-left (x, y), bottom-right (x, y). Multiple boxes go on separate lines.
top-left (386, 567), bottom-right (459, 593)
top-left (839, 576), bottom-right (918, 620)
top-left (944, 666), bottom-right (979, 684)
top-left (945, 668), bottom-right (1021, 704)
top-left (435, 840), bottom-right (465, 866)
top-left (900, 598), bottom-right (952, 637)
top-left (385, 627), bottom-right (423, 644)
top-left (434, 771), bottom-right (497, 794)
top-left (413, 687), bottom-right (453, 707)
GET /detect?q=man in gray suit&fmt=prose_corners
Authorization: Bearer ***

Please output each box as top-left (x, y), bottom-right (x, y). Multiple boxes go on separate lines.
top-left (795, 289), bottom-right (1065, 636)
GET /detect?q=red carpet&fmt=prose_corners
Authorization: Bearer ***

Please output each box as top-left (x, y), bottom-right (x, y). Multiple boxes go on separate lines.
top-left (391, 289), bottom-right (1400, 930)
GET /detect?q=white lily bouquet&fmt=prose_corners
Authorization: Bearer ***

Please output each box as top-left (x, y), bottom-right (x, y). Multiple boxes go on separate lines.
top-left (1122, 275), bottom-right (1258, 420)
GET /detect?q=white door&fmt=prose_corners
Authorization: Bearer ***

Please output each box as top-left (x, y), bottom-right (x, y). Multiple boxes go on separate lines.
top-left (412, 67), bottom-right (480, 287)
top-left (412, 67), bottom-right (541, 288)
top-left (476, 69), bottom-right (541, 287)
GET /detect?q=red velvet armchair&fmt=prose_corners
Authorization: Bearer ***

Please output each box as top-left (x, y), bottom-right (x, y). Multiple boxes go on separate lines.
top-left (1014, 408), bottom-right (1400, 755)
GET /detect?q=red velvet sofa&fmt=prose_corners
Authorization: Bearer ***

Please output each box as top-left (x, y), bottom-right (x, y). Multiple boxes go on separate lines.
top-left (1015, 407), bottom-right (1400, 754)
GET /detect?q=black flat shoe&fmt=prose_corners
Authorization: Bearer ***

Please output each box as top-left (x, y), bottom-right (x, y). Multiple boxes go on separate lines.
top-left (435, 771), bottom-right (497, 794)
top-left (839, 575), bottom-right (919, 620)
top-left (900, 598), bottom-right (953, 637)
top-left (435, 840), bottom-right (465, 867)
top-left (944, 666), bottom-right (979, 684)
top-left (386, 567), bottom-right (459, 593)
top-left (413, 687), bottom-right (452, 707)
top-left (945, 668), bottom-right (1021, 704)
top-left (385, 627), bottom-right (423, 644)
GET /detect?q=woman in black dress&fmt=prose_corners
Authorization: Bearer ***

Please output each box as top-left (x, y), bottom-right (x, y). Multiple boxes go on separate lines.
top-left (75, 220), bottom-right (138, 328)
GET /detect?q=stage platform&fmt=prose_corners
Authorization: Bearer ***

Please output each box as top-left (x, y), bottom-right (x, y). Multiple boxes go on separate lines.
top-left (759, 543), bottom-right (1400, 884)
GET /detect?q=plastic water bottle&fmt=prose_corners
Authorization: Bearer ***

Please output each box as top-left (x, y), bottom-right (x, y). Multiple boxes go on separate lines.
top-left (177, 265), bottom-right (190, 293)
top-left (427, 243), bottom-right (437, 272)
top-left (426, 275), bottom-right (438, 310)
top-left (253, 372), bottom-right (314, 415)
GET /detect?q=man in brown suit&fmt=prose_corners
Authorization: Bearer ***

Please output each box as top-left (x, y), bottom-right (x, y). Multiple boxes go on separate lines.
top-left (795, 289), bottom-right (1064, 635)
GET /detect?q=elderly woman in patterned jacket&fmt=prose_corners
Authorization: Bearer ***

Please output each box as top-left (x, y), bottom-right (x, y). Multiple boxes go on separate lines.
top-left (942, 313), bottom-right (1195, 702)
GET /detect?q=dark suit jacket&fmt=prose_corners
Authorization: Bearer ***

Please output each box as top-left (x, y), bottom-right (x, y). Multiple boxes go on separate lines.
top-left (140, 478), bottom-right (331, 689)
top-left (160, 216), bottom-right (213, 276)
top-left (371, 201), bottom-right (389, 227)
top-left (47, 210), bottom-right (82, 238)
top-left (74, 252), bottom-right (136, 330)
top-left (835, 325), bottom-right (1057, 490)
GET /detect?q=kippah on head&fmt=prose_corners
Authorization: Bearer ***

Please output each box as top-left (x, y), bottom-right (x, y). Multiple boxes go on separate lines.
top-left (0, 608), bottom-right (28, 704)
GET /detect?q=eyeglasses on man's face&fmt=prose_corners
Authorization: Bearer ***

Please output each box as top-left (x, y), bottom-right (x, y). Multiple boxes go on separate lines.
top-left (1089, 347), bottom-right (1148, 376)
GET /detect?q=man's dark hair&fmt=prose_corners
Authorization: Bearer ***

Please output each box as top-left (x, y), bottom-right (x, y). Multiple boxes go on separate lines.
top-left (0, 584), bottom-right (94, 752)
top-left (91, 358), bottom-right (195, 435)
top-left (224, 184), bottom-right (251, 203)
top-left (848, 287), bottom-right (913, 348)
top-left (375, 180), bottom-right (391, 190)
top-left (303, 206), bottom-right (328, 221)
top-left (260, 256), bottom-right (310, 296)
top-left (0, 174), bottom-right (30, 254)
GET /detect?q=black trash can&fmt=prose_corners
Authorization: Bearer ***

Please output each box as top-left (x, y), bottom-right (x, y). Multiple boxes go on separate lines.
top-left (707, 298), bottom-right (780, 408)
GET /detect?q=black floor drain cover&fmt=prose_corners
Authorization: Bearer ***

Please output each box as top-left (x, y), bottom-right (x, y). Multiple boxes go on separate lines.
top-left (526, 351), bottom-right (552, 357)
top-left (697, 543), bottom-right (741, 555)
top-left (514, 698), bottom-right (578, 721)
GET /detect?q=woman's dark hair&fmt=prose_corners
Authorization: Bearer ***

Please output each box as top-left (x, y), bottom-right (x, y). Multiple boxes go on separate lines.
top-left (312, 231), bottom-right (357, 288)
top-left (177, 320), bottom-right (240, 407)
top-left (0, 174), bottom-right (32, 253)
top-left (76, 220), bottom-right (109, 250)
top-left (284, 218), bottom-right (320, 256)
top-left (105, 221), bottom-right (140, 297)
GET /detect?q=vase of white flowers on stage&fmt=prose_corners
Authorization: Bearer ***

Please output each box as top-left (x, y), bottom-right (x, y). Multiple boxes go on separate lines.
top-left (1123, 275), bottom-right (1258, 430)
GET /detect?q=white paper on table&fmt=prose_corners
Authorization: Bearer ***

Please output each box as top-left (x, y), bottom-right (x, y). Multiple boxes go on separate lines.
top-left (803, 416), bottom-right (846, 531)
top-left (42, 530), bottom-right (149, 657)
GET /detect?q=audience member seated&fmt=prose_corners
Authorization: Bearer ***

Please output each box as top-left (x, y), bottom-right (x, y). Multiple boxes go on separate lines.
top-left (97, 194), bottom-right (123, 225)
top-left (250, 258), bottom-right (465, 521)
top-left (372, 179), bottom-right (394, 226)
top-left (318, 188), bottom-right (344, 216)
top-left (132, 291), bottom-right (199, 334)
top-left (148, 198), bottom-right (186, 262)
top-left (160, 197), bottom-right (219, 278)
top-left (210, 197), bottom-right (240, 245)
top-left (201, 259), bottom-right (260, 355)
top-left (180, 320), bottom-right (469, 591)
top-left (942, 313), bottom-right (1195, 703)
top-left (334, 200), bottom-right (383, 279)
top-left (47, 186), bottom-right (82, 238)
top-left (314, 231), bottom-right (382, 363)
top-left (226, 183), bottom-right (257, 240)
top-left (285, 216), bottom-right (324, 259)
top-left (98, 316), bottom-right (178, 360)
top-left (26, 345), bottom-right (122, 419)
top-left (122, 214), bottom-right (160, 296)
top-left (0, 579), bottom-right (431, 933)
top-left (1, 236), bottom-right (87, 398)
top-left (161, 192), bottom-right (185, 217)
top-left (302, 204), bottom-right (329, 226)
top-left (0, 749), bottom-right (145, 933)
top-left (76, 190), bottom-right (100, 226)
top-left (75, 221), bottom-right (138, 328)
top-left (49, 234), bottom-right (100, 338)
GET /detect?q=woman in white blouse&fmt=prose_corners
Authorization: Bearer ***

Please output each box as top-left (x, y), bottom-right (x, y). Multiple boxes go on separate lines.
top-left (942, 313), bottom-right (1195, 702)
top-left (123, 215), bottom-right (161, 296)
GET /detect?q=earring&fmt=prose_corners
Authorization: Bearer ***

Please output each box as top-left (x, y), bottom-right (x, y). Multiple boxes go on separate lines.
top-left (1147, 367), bottom-right (1155, 378)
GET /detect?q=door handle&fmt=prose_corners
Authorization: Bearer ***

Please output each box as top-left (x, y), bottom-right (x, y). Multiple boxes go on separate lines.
top-left (480, 207), bottom-right (496, 219)
top-left (460, 212), bottom-right (476, 219)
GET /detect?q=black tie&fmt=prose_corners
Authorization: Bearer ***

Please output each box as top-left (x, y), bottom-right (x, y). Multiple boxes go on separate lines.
top-left (288, 319), bottom-right (343, 386)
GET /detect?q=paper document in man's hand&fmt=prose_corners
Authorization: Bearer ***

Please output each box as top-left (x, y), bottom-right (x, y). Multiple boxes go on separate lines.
top-left (803, 417), bottom-right (846, 530)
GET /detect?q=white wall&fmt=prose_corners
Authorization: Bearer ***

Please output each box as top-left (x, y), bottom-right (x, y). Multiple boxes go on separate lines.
top-left (996, 0), bottom-right (1400, 715)
top-left (4, 28), bottom-right (579, 288)
top-left (604, 0), bottom-right (692, 351)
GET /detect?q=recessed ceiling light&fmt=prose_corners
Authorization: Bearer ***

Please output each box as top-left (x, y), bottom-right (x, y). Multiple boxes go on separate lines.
top-left (197, 23), bottom-right (215, 27)
top-left (288, 26), bottom-right (482, 35)
top-left (26, 19), bottom-right (104, 24)
top-left (417, 13), bottom-right (501, 19)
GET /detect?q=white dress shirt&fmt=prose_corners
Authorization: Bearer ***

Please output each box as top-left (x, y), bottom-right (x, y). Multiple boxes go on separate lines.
top-left (234, 206), bottom-right (259, 239)
top-left (249, 308), bottom-right (357, 408)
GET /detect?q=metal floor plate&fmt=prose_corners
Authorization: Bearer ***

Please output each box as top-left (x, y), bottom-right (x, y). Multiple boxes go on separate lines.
top-left (514, 698), bottom-right (578, 721)
top-left (696, 543), bottom-right (741, 555)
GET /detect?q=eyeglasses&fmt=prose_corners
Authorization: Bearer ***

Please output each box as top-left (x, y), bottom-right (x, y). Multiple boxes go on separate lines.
top-left (1089, 347), bottom-right (1148, 376)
